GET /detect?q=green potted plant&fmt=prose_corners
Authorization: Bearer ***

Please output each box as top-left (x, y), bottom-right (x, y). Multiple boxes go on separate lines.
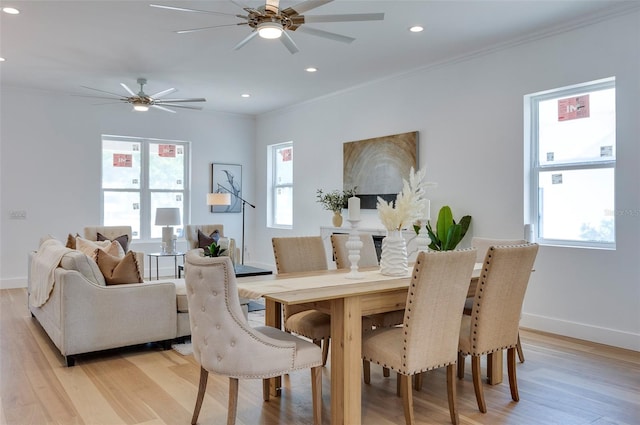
top-left (203, 241), bottom-right (226, 257)
top-left (316, 187), bottom-right (357, 227)
top-left (425, 205), bottom-right (472, 251)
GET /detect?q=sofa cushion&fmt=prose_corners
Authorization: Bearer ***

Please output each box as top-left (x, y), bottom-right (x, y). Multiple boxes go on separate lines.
top-left (76, 237), bottom-right (125, 258)
top-left (60, 250), bottom-right (106, 286)
top-left (197, 229), bottom-right (220, 249)
top-left (94, 250), bottom-right (143, 285)
top-left (97, 232), bottom-right (130, 252)
top-left (173, 279), bottom-right (189, 313)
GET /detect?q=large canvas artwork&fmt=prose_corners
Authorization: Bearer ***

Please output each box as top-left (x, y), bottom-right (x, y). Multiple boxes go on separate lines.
top-left (211, 163), bottom-right (242, 213)
top-left (343, 131), bottom-right (418, 209)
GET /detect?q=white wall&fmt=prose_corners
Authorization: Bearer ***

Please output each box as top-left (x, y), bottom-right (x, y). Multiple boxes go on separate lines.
top-left (0, 86), bottom-right (255, 285)
top-left (252, 12), bottom-right (640, 350)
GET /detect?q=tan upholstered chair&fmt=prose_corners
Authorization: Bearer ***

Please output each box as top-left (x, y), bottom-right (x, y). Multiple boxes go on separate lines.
top-left (83, 225), bottom-right (144, 271)
top-left (185, 224), bottom-right (238, 264)
top-left (272, 236), bottom-right (331, 365)
top-left (362, 249), bottom-right (477, 425)
top-left (458, 243), bottom-right (539, 413)
top-left (184, 252), bottom-right (322, 425)
top-left (467, 237), bottom-right (527, 362)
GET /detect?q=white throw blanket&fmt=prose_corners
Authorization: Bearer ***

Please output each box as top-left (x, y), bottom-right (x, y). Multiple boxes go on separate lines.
top-left (30, 239), bottom-right (72, 307)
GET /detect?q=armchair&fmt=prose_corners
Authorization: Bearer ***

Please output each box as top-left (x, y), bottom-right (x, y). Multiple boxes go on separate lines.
top-left (185, 224), bottom-right (238, 264)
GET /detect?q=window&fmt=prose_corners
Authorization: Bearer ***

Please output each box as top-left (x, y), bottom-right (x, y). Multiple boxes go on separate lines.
top-left (267, 142), bottom-right (293, 228)
top-left (101, 135), bottom-right (189, 240)
top-left (526, 78), bottom-right (615, 249)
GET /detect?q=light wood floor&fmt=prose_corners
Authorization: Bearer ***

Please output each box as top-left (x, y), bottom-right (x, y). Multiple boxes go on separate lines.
top-left (1, 288), bottom-right (639, 425)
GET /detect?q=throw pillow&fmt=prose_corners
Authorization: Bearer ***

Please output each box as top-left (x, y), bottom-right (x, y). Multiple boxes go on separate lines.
top-left (65, 233), bottom-right (80, 249)
top-left (59, 250), bottom-right (106, 286)
top-left (94, 250), bottom-right (143, 285)
top-left (76, 237), bottom-right (125, 258)
top-left (197, 229), bottom-right (220, 249)
top-left (97, 232), bottom-right (129, 252)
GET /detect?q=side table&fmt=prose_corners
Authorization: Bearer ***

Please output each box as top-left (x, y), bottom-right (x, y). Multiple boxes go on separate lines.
top-left (147, 252), bottom-right (186, 280)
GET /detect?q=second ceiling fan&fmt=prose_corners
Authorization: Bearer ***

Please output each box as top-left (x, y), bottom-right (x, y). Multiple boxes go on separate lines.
top-left (151, 0), bottom-right (384, 54)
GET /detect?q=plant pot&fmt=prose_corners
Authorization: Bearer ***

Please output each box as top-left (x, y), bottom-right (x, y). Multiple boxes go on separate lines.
top-left (332, 211), bottom-right (343, 227)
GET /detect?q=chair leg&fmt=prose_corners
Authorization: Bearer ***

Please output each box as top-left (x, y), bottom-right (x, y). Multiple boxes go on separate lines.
top-left (322, 338), bottom-right (330, 366)
top-left (311, 366), bottom-right (322, 425)
top-left (363, 360), bottom-right (371, 384)
top-left (446, 364), bottom-right (459, 425)
top-left (457, 352), bottom-right (465, 379)
top-left (262, 379), bottom-right (270, 402)
top-left (227, 378), bottom-right (239, 425)
top-left (471, 355), bottom-right (487, 413)
top-left (414, 372), bottom-right (423, 391)
top-left (191, 366), bottom-right (209, 425)
top-left (383, 367), bottom-right (390, 377)
top-left (507, 347), bottom-right (519, 402)
top-left (400, 374), bottom-right (414, 425)
top-left (397, 372), bottom-right (402, 397)
top-left (516, 333), bottom-right (525, 363)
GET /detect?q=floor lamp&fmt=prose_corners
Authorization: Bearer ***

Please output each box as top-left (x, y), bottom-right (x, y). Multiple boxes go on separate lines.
top-left (208, 185), bottom-right (255, 264)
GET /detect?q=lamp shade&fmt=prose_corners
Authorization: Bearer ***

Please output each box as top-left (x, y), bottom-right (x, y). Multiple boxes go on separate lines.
top-left (155, 207), bottom-right (181, 226)
top-left (207, 193), bottom-right (232, 206)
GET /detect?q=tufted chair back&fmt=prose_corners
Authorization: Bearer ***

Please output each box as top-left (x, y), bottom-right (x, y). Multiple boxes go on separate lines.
top-left (331, 233), bottom-right (379, 269)
top-left (471, 237), bottom-right (526, 263)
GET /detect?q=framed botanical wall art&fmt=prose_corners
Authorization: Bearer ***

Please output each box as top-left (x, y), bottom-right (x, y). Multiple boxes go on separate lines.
top-left (343, 131), bottom-right (418, 209)
top-left (211, 163), bottom-right (242, 213)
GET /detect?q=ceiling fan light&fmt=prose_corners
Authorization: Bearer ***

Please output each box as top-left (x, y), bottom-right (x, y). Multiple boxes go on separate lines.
top-left (133, 104), bottom-right (149, 112)
top-left (258, 22), bottom-right (283, 39)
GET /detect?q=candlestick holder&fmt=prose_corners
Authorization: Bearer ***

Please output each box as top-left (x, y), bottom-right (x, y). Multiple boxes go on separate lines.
top-left (345, 218), bottom-right (364, 279)
top-left (415, 222), bottom-right (431, 253)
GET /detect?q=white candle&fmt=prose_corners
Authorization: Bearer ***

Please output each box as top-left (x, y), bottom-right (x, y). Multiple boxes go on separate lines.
top-left (348, 196), bottom-right (360, 220)
top-left (424, 199), bottom-right (431, 221)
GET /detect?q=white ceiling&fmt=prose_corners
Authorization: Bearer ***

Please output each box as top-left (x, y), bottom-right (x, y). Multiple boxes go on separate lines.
top-left (0, 0), bottom-right (633, 115)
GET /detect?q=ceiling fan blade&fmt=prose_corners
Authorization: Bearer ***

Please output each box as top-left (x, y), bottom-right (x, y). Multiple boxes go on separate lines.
top-left (156, 104), bottom-right (204, 110)
top-left (296, 26), bottom-right (355, 43)
top-left (73, 93), bottom-right (126, 100)
top-left (150, 104), bottom-right (177, 113)
top-left (120, 83), bottom-right (137, 96)
top-left (150, 4), bottom-right (238, 17)
top-left (176, 23), bottom-right (247, 34)
top-left (80, 86), bottom-right (127, 98)
top-left (284, 0), bottom-right (332, 16)
top-left (155, 98), bottom-right (206, 103)
top-left (234, 30), bottom-right (258, 50)
top-left (302, 13), bottom-right (384, 23)
top-left (280, 31), bottom-right (300, 54)
top-left (150, 87), bottom-right (177, 99)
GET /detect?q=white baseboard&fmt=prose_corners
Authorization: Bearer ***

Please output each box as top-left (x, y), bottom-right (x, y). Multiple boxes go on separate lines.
top-left (521, 312), bottom-right (640, 352)
top-left (1, 277), bottom-right (27, 290)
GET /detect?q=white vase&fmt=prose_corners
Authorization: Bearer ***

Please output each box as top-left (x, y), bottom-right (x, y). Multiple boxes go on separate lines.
top-left (380, 230), bottom-right (408, 276)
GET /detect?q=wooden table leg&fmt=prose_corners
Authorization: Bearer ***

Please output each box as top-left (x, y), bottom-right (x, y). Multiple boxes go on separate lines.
top-left (331, 296), bottom-right (362, 425)
top-left (265, 299), bottom-right (282, 397)
top-left (488, 349), bottom-right (503, 385)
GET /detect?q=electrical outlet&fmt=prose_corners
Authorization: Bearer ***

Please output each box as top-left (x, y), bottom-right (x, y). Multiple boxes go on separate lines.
top-left (9, 210), bottom-right (27, 219)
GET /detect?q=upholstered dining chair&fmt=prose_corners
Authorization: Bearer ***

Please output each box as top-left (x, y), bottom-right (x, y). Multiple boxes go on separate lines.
top-left (362, 249), bottom-right (477, 425)
top-left (271, 236), bottom-right (332, 365)
top-left (457, 243), bottom-right (538, 413)
top-left (184, 252), bottom-right (322, 425)
top-left (467, 237), bottom-right (527, 363)
top-left (331, 233), bottom-right (379, 269)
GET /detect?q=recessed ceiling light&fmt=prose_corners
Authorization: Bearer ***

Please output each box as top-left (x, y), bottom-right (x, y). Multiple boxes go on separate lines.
top-left (241, 94), bottom-right (250, 98)
top-left (305, 67), bottom-right (318, 73)
top-left (0, 57), bottom-right (5, 62)
top-left (409, 26), bottom-right (424, 33)
top-left (2, 7), bottom-right (20, 15)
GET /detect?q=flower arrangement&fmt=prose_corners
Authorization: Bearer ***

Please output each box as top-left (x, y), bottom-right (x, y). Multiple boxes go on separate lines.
top-left (316, 187), bottom-right (357, 213)
top-left (377, 167), bottom-right (434, 231)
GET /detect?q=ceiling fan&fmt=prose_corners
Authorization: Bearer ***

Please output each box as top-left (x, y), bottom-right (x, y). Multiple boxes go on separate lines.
top-left (150, 0), bottom-right (384, 54)
top-left (78, 78), bottom-right (206, 113)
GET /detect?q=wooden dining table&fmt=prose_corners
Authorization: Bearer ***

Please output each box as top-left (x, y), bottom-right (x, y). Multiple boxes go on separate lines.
top-left (237, 264), bottom-right (504, 425)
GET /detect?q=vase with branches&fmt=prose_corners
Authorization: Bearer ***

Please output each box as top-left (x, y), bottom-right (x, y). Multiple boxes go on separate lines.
top-left (316, 187), bottom-right (357, 227)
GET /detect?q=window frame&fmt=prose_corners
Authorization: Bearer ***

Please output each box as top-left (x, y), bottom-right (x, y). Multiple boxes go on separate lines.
top-left (526, 77), bottom-right (616, 250)
top-left (267, 141), bottom-right (293, 229)
top-left (101, 134), bottom-right (190, 240)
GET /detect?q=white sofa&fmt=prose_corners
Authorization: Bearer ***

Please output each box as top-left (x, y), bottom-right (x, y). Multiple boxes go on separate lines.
top-left (27, 237), bottom-right (192, 367)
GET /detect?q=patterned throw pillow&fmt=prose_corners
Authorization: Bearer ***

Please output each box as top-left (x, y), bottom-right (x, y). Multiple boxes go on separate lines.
top-left (97, 232), bottom-right (129, 252)
top-left (197, 229), bottom-right (220, 249)
top-left (76, 237), bottom-right (125, 258)
top-left (94, 250), bottom-right (143, 285)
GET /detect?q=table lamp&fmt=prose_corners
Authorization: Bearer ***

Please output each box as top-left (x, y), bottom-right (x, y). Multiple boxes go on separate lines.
top-left (155, 207), bottom-right (181, 253)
